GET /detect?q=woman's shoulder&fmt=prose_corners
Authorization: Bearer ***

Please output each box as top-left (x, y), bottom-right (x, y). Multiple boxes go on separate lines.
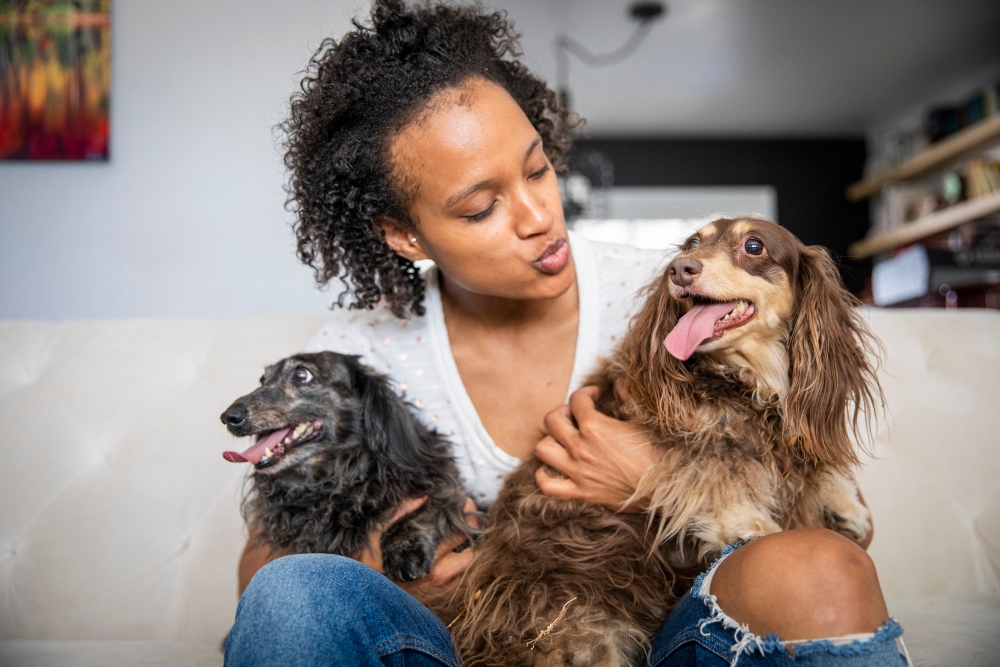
top-left (574, 234), bottom-right (671, 300)
top-left (306, 265), bottom-right (439, 358)
top-left (304, 304), bottom-right (431, 360)
top-left (574, 232), bottom-right (668, 274)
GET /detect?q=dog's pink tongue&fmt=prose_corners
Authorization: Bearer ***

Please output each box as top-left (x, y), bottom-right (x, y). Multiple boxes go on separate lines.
top-left (663, 301), bottom-right (738, 361)
top-left (223, 426), bottom-right (293, 464)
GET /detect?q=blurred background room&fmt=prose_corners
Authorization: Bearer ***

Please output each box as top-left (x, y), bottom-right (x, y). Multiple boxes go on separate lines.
top-left (1, 2), bottom-right (999, 666)
top-left (2, 0), bottom-right (1000, 318)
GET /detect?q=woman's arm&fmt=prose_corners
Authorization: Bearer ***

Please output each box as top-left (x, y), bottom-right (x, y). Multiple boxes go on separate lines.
top-left (534, 385), bottom-right (655, 511)
top-left (237, 530), bottom-right (286, 596)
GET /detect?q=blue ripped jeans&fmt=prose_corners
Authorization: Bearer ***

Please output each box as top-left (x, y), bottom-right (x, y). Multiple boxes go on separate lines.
top-left (224, 547), bottom-right (910, 666)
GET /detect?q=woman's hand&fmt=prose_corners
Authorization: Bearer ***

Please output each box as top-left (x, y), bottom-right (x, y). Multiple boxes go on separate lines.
top-left (239, 497), bottom-right (479, 600)
top-left (356, 496), bottom-right (479, 602)
top-left (534, 385), bottom-right (655, 511)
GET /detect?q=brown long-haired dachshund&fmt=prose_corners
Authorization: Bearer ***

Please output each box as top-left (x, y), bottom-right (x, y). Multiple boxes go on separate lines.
top-left (445, 217), bottom-right (882, 667)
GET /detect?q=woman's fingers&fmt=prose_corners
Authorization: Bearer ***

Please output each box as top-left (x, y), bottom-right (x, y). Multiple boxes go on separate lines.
top-left (535, 434), bottom-right (574, 472)
top-left (462, 497), bottom-right (480, 528)
top-left (355, 495), bottom-right (429, 573)
top-left (534, 461), bottom-right (584, 499)
top-left (427, 546), bottom-right (475, 585)
top-left (535, 386), bottom-right (655, 511)
top-left (393, 495), bottom-right (429, 521)
top-left (398, 497), bottom-right (480, 598)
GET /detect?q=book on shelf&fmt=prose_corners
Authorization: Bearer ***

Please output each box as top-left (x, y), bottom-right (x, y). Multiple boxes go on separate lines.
top-left (863, 78), bottom-right (1000, 184)
top-left (870, 219), bottom-right (1000, 306)
top-left (926, 81), bottom-right (1000, 142)
top-left (868, 154), bottom-right (1000, 237)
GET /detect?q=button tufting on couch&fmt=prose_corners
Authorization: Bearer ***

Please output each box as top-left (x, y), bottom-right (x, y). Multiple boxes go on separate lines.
top-left (0, 310), bottom-right (998, 666)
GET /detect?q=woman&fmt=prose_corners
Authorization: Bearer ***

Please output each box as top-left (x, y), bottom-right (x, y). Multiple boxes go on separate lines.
top-left (226, 2), bottom-right (906, 665)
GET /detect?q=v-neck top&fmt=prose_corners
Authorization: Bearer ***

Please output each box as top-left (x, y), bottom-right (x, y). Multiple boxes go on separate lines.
top-left (306, 232), bottom-right (668, 506)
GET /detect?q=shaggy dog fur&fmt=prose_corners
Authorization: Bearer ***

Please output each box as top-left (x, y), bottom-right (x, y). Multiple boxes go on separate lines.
top-left (446, 218), bottom-right (882, 667)
top-left (220, 351), bottom-right (474, 582)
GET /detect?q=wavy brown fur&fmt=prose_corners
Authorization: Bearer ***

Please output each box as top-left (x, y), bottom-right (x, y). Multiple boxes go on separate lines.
top-left (446, 218), bottom-right (883, 667)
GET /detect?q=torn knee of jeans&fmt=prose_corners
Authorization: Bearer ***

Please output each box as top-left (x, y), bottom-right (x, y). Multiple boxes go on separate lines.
top-left (697, 591), bottom-right (908, 667)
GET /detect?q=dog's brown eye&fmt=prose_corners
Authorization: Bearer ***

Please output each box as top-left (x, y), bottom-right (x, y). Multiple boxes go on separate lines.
top-left (744, 237), bottom-right (764, 255)
top-left (292, 367), bottom-right (314, 385)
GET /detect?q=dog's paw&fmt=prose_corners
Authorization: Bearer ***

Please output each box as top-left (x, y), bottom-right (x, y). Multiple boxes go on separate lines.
top-left (381, 535), bottom-right (436, 582)
top-left (702, 514), bottom-right (781, 553)
top-left (823, 504), bottom-right (871, 542)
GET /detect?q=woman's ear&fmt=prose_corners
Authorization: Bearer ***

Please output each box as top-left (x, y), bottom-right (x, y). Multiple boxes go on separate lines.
top-left (376, 216), bottom-right (428, 263)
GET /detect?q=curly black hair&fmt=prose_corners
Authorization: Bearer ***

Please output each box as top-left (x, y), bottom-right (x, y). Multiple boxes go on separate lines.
top-left (281, 0), bottom-right (579, 318)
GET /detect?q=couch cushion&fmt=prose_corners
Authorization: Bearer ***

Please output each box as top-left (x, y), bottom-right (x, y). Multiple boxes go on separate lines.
top-left (0, 640), bottom-right (223, 667)
top-left (1, 310), bottom-right (998, 644)
top-left (888, 595), bottom-right (1000, 667)
top-left (856, 309), bottom-right (1000, 599)
top-left (0, 318), bottom-right (324, 642)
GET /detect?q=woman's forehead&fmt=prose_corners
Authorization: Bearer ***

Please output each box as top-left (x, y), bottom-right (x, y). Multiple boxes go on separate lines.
top-left (388, 79), bottom-right (541, 204)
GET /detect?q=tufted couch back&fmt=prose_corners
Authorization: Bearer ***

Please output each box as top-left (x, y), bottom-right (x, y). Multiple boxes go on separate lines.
top-left (0, 310), bottom-right (998, 644)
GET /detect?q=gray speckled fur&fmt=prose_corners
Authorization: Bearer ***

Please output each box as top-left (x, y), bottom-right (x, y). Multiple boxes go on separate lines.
top-left (222, 351), bottom-right (475, 582)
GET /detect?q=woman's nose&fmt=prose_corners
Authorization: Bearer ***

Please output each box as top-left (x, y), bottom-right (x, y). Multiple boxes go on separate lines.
top-left (513, 185), bottom-right (553, 238)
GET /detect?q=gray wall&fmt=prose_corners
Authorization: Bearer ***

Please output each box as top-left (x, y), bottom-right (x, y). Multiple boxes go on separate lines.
top-left (0, 0), bottom-right (566, 320)
top-left (0, 1), bottom-right (365, 319)
top-left (2, 0), bottom-right (997, 319)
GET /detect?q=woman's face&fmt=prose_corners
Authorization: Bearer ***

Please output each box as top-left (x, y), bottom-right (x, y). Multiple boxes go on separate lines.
top-left (385, 78), bottom-right (574, 303)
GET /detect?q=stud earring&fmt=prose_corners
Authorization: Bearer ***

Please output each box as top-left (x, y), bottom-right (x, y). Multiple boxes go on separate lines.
top-left (410, 237), bottom-right (418, 244)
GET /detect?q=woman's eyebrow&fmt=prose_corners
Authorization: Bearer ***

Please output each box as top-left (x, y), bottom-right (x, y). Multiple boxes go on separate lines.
top-left (444, 138), bottom-right (544, 209)
top-left (524, 137), bottom-right (542, 160)
top-left (446, 178), bottom-right (497, 209)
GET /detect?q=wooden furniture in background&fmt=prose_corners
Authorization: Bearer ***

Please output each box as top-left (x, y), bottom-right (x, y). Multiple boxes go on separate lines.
top-left (847, 116), bottom-right (1000, 260)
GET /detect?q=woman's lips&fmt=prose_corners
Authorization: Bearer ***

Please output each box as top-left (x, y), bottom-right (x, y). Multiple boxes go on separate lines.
top-left (533, 239), bottom-right (570, 275)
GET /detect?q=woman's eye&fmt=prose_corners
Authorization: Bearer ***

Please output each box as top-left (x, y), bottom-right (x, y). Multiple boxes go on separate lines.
top-left (292, 367), bottom-right (314, 385)
top-left (464, 201), bottom-right (496, 222)
top-left (529, 164), bottom-right (550, 180)
top-left (744, 237), bottom-right (764, 255)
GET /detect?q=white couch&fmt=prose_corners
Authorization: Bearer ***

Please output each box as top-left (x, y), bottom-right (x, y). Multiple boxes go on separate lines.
top-left (0, 310), bottom-right (998, 667)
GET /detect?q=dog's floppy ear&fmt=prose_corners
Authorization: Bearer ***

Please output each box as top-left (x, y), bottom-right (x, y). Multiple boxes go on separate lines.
top-left (785, 245), bottom-right (880, 467)
top-left (346, 357), bottom-right (444, 475)
top-left (615, 270), bottom-right (690, 428)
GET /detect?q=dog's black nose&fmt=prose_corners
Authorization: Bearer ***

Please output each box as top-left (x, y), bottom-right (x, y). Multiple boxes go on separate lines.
top-left (221, 405), bottom-right (248, 428)
top-left (668, 257), bottom-right (702, 287)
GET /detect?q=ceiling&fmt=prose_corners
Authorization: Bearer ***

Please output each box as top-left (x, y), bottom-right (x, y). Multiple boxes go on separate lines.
top-left (497, 0), bottom-right (1000, 137)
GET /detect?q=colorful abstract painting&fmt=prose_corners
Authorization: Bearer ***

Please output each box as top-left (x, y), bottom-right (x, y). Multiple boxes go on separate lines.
top-left (0, 0), bottom-right (110, 160)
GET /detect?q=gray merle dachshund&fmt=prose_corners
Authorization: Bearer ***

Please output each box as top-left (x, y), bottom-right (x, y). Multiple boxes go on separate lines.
top-left (220, 351), bottom-right (475, 582)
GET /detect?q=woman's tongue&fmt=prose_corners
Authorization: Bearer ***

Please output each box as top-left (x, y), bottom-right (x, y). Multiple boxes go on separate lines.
top-left (663, 301), bottom-right (739, 361)
top-left (223, 426), bottom-right (294, 464)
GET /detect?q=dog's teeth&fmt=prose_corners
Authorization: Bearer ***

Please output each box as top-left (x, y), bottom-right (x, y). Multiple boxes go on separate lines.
top-left (262, 447), bottom-right (274, 461)
top-left (292, 423), bottom-right (307, 439)
top-left (283, 436), bottom-right (292, 445)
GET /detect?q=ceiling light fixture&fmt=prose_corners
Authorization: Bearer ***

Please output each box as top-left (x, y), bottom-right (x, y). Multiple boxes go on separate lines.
top-left (556, 1), bottom-right (667, 110)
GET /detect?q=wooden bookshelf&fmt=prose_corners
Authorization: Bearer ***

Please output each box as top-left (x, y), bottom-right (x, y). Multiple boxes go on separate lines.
top-left (848, 189), bottom-right (1000, 258)
top-left (846, 115), bottom-right (1000, 202)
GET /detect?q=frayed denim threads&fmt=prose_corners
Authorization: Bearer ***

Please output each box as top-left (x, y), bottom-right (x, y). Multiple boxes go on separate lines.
top-left (647, 542), bottom-right (911, 666)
